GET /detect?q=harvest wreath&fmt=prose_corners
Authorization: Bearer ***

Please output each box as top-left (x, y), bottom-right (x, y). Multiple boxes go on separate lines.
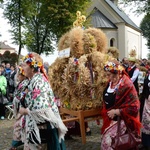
top-left (49, 11), bottom-right (116, 110)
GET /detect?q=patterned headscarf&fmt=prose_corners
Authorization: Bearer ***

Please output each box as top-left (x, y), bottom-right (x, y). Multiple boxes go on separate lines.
top-left (104, 61), bottom-right (124, 74)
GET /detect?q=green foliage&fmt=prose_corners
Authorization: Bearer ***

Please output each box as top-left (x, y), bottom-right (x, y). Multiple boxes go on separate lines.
top-left (23, 0), bottom-right (90, 54)
top-left (3, 0), bottom-right (30, 59)
top-left (1, 51), bottom-right (18, 64)
top-left (140, 13), bottom-right (150, 56)
top-left (9, 52), bottom-right (18, 64)
top-left (2, 0), bottom-right (91, 55)
top-left (140, 14), bottom-right (150, 40)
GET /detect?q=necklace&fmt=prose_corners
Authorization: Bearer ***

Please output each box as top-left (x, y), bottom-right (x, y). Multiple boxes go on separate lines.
top-left (111, 78), bottom-right (123, 93)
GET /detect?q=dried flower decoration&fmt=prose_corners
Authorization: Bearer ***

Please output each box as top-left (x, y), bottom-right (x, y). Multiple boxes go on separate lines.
top-left (128, 49), bottom-right (137, 62)
top-left (129, 49), bottom-right (136, 57)
top-left (73, 11), bottom-right (86, 28)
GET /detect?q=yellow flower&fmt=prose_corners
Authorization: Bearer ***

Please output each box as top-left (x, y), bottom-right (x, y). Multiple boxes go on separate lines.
top-left (108, 62), bottom-right (112, 66)
top-left (22, 56), bottom-right (26, 61)
top-left (25, 55), bottom-right (29, 59)
top-left (109, 66), bottom-right (113, 70)
top-left (76, 11), bottom-right (81, 17)
top-left (31, 60), bottom-right (35, 66)
top-left (78, 16), bottom-right (83, 22)
top-left (118, 65), bottom-right (124, 71)
top-left (73, 21), bottom-right (78, 27)
top-left (38, 62), bottom-right (42, 67)
top-left (81, 15), bottom-right (86, 22)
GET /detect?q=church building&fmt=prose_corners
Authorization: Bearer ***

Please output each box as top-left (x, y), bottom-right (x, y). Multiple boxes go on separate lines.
top-left (89, 0), bottom-right (142, 59)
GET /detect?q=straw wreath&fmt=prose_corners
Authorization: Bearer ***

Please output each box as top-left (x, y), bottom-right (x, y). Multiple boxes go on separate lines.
top-left (49, 26), bottom-right (115, 110)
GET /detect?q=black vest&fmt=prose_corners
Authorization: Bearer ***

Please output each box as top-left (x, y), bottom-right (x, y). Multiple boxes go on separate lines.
top-left (103, 84), bottom-right (117, 121)
top-left (128, 66), bottom-right (139, 95)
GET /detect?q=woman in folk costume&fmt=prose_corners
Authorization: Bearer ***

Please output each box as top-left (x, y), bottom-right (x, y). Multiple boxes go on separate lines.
top-left (20, 52), bottom-right (67, 150)
top-left (140, 70), bottom-right (150, 150)
top-left (101, 60), bottom-right (141, 150)
top-left (10, 66), bottom-right (29, 150)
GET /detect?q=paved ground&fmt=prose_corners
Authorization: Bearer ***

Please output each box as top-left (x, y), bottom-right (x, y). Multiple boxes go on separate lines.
top-left (0, 119), bottom-right (101, 150)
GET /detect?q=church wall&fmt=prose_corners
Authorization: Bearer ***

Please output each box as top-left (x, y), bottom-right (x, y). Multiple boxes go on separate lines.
top-left (125, 26), bottom-right (142, 59)
top-left (102, 29), bottom-right (118, 48)
top-left (115, 23), bottom-right (126, 59)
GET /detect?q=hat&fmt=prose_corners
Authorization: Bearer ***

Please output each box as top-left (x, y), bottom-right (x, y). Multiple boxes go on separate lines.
top-left (128, 57), bottom-right (136, 62)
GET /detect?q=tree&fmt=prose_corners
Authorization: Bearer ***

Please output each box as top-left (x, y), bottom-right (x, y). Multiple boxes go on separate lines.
top-left (3, 0), bottom-right (30, 61)
top-left (23, 0), bottom-right (90, 54)
top-left (140, 14), bottom-right (150, 42)
top-left (2, 0), bottom-right (90, 55)
top-left (140, 13), bottom-right (150, 59)
top-left (120, 0), bottom-right (150, 14)
top-left (140, 14), bottom-right (150, 58)
top-left (1, 51), bottom-right (18, 64)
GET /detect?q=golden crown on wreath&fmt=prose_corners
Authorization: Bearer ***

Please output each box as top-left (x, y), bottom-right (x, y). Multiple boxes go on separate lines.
top-left (129, 49), bottom-right (136, 57)
top-left (128, 49), bottom-right (137, 62)
top-left (73, 11), bottom-right (86, 27)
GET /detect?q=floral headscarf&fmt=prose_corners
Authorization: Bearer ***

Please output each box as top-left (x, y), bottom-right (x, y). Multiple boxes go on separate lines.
top-left (104, 61), bottom-right (124, 74)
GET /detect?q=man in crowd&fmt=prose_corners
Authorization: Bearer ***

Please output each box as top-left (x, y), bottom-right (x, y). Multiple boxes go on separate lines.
top-left (126, 57), bottom-right (139, 95)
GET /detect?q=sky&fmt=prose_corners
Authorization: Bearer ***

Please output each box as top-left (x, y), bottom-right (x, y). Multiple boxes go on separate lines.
top-left (0, 3), bottom-right (148, 65)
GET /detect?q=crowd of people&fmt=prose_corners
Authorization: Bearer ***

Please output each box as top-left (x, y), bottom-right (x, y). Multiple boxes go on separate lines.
top-left (0, 62), bottom-right (16, 120)
top-left (0, 53), bottom-right (150, 150)
top-left (0, 61), bottom-right (50, 120)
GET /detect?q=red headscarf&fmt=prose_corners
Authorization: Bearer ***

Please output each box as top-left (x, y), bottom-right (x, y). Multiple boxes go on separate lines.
top-left (101, 74), bottom-right (141, 135)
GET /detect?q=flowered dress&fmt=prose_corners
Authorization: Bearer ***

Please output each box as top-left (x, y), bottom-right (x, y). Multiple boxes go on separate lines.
top-left (21, 73), bottom-right (67, 150)
top-left (12, 79), bottom-right (29, 147)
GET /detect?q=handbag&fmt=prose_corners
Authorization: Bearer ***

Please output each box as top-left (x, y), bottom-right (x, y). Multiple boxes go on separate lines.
top-left (111, 117), bottom-right (141, 150)
top-left (9, 78), bottom-right (14, 86)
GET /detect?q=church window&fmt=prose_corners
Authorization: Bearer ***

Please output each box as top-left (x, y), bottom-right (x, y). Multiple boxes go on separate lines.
top-left (110, 38), bottom-right (115, 46)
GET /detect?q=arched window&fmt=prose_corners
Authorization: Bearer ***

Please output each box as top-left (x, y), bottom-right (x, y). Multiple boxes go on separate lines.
top-left (110, 38), bottom-right (115, 47)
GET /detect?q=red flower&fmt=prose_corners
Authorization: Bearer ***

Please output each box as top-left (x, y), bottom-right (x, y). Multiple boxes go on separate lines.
top-left (28, 53), bottom-right (33, 58)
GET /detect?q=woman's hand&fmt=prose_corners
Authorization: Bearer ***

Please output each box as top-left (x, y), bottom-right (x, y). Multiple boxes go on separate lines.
top-left (19, 107), bottom-right (29, 115)
top-left (107, 109), bottom-right (120, 119)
